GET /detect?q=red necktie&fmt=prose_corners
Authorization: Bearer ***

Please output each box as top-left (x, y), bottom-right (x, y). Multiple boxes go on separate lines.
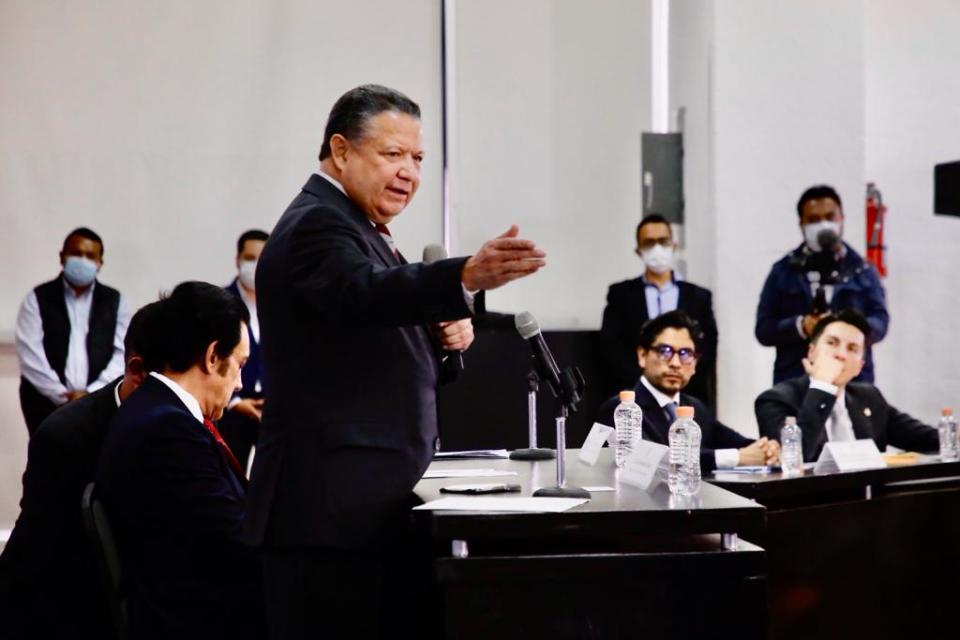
top-left (374, 223), bottom-right (400, 259)
top-left (203, 418), bottom-right (247, 486)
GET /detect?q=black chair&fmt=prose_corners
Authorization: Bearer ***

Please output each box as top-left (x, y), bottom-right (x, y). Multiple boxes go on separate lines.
top-left (81, 482), bottom-right (128, 640)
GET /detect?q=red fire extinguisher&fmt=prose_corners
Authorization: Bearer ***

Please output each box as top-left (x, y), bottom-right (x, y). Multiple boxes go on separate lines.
top-left (866, 182), bottom-right (887, 277)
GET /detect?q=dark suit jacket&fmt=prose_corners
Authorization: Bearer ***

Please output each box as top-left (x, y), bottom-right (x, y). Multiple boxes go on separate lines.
top-left (244, 174), bottom-right (478, 551)
top-left (755, 376), bottom-right (938, 461)
top-left (95, 375), bottom-right (263, 639)
top-left (225, 279), bottom-right (262, 398)
top-left (0, 380), bottom-right (118, 639)
top-left (600, 277), bottom-right (718, 406)
top-left (597, 378), bottom-right (752, 472)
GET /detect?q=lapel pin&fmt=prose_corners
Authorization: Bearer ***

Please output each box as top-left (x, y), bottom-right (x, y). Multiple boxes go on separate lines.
top-left (863, 408), bottom-right (872, 417)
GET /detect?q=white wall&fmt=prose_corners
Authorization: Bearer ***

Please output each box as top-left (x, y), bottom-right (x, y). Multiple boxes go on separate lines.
top-left (0, 0), bottom-right (443, 527)
top-left (864, 0), bottom-right (960, 421)
top-left (0, 0), bottom-right (443, 337)
top-left (707, 0), bottom-right (866, 434)
top-left (452, 0), bottom-right (651, 329)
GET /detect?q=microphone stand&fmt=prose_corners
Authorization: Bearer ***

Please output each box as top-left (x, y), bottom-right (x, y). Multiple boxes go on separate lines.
top-left (510, 371), bottom-right (556, 461)
top-left (533, 367), bottom-right (590, 499)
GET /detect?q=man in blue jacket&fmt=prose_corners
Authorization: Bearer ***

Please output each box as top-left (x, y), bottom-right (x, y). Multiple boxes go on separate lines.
top-left (755, 185), bottom-right (888, 383)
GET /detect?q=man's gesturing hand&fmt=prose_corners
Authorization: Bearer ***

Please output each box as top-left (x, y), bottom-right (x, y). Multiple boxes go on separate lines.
top-left (461, 225), bottom-right (546, 291)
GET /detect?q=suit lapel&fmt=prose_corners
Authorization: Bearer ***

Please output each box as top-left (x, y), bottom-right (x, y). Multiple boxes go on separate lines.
top-left (634, 381), bottom-right (670, 445)
top-left (632, 278), bottom-right (651, 325)
top-left (844, 387), bottom-right (876, 441)
top-left (302, 173), bottom-right (399, 268)
top-left (676, 281), bottom-right (690, 313)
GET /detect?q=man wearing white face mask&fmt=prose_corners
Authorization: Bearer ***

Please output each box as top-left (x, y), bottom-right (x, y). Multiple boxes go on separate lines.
top-left (220, 228), bottom-right (269, 469)
top-left (15, 227), bottom-right (131, 434)
top-left (756, 185), bottom-right (888, 384)
top-left (601, 214), bottom-right (718, 406)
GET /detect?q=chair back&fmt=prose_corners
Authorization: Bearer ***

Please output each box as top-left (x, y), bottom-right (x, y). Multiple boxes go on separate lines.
top-left (81, 482), bottom-right (128, 640)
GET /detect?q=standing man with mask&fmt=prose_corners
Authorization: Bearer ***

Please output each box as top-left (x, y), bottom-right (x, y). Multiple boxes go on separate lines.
top-left (15, 227), bottom-right (132, 434)
top-left (221, 228), bottom-right (269, 471)
top-left (755, 185), bottom-right (888, 384)
top-left (245, 84), bottom-right (546, 639)
top-left (600, 213), bottom-right (718, 406)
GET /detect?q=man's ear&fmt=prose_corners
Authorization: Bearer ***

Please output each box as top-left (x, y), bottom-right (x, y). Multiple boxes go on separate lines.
top-left (203, 341), bottom-right (220, 375)
top-left (124, 355), bottom-right (149, 387)
top-left (637, 347), bottom-right (647, 369)
top-left (329, 134), bottom-right (350, 171)
top-left (806, 340), bottom-right (817, 363)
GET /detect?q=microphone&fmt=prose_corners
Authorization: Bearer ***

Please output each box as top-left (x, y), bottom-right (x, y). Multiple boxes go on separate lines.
top-left (816, 228), bottom-right (840, 253)
top-left (810, 228), bottom-right (840, 315)
top-left (423, 244), bottom-right (464, 373)
top-left (514, 311), bottom-right (563, 398)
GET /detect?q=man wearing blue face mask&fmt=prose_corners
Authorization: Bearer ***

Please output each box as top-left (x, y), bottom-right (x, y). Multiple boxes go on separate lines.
top-left (755, 185), bottom-right (889, 384)
top-left (220, 228), bottom-right (269, 470)
top-left (15, 227), bottom-right (131, 434)
top-left (601, 213), bottom-right (718, 407)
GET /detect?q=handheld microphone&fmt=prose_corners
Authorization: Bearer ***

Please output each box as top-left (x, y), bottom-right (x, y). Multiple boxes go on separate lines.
top-left (423, 244), bottom-right (464, 373)
top-left (809, 228), bottom-right (840, 315)
top-left (514, 311), bottom-right (563, 398)
top-left (816, 228), bottom-right (840, 253)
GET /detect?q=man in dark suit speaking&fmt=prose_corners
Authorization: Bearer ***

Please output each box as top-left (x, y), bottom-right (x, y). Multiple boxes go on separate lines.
top-left (244, 84), bottom-right (546, 639)
top-left (755, 309), bottom-right (938, 461)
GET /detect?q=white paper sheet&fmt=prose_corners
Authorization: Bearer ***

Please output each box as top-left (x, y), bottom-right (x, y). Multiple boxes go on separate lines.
top-left (433, 449), bottom-right (510, 459)
top-left (422, 468), bottom-right (519, 479)
top-left (413, 497), bottom-right (588, 512)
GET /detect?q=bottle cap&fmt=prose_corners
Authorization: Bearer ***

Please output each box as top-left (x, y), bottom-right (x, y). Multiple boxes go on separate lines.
top-left (785, 416), bottom-right (797, 425)
top-left (619, 390), bottom-right (635, 403)
top-left (942, 408), bottom-right (953, 416)
top-left (676, 406), bottom-right (694, 419)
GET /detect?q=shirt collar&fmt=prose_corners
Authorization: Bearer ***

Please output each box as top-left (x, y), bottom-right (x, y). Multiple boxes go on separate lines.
top-left (641, 375), bottom-right (680, 407)
top-left (113, 380), bottom-right (123, 408)
top-left (641, 272), bottom-right (680, 290)
top-left (61, 275), bottom-right (95, 299)
top-left (149, 372), bottom-right (204, 424)
top-left (315, 169), bottom-right (347, 196)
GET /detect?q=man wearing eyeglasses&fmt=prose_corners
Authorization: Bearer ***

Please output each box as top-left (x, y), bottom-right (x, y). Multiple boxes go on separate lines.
top-left (598, 310), bottom-right (779, 471)
top-left (600, 214), bottom-right (718, 407)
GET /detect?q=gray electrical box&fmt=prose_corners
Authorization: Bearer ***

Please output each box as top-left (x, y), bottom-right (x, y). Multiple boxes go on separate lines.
top-left (641, 132), bottom-right (684, 223)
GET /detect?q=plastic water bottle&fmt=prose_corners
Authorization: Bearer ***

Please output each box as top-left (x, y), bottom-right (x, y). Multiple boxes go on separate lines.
top-left (938, 408), bottom-right (959, 462)
top-left (780, 416), bottom-right (804, 476)
top-left (613, 391), bottom-right (643, 468)
top-left (668, 405), bottom-right (701, 496)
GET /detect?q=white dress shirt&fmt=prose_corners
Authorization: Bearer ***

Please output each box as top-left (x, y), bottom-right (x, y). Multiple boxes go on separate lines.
top-left (15, 279), bottom-right (131, 405)
top-left (640, 376), bottom-right (740, 469)
top-left (642, 273), bottom-right (680, 319)
top-left (149, 372), bottom-right (204, 424)
top-left (809, 378), bottom-right (856, 442)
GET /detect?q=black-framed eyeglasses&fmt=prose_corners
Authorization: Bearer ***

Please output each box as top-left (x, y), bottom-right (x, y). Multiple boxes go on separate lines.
top-left (637, 237), bottom-right (672, 251)
top-left (650, 343), bottom-right (698, 365)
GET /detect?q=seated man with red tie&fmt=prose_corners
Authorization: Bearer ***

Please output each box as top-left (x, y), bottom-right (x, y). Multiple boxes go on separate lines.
top-left (95, 281), bottom-right (264, 640)
top-left (755, 309), bottom-right (938, 461)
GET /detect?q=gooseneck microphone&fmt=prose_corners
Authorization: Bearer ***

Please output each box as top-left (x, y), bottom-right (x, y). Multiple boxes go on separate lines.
top-left (423, 244), bottom-right (464, 373)
top-left (514, 311), bottom-right (563, 397)
top-left (515, 311), bottom-right (589, 498)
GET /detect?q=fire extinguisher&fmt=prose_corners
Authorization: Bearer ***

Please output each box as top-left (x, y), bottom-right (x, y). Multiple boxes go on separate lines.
top-left (866, 182), bottom-right (887, 277)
